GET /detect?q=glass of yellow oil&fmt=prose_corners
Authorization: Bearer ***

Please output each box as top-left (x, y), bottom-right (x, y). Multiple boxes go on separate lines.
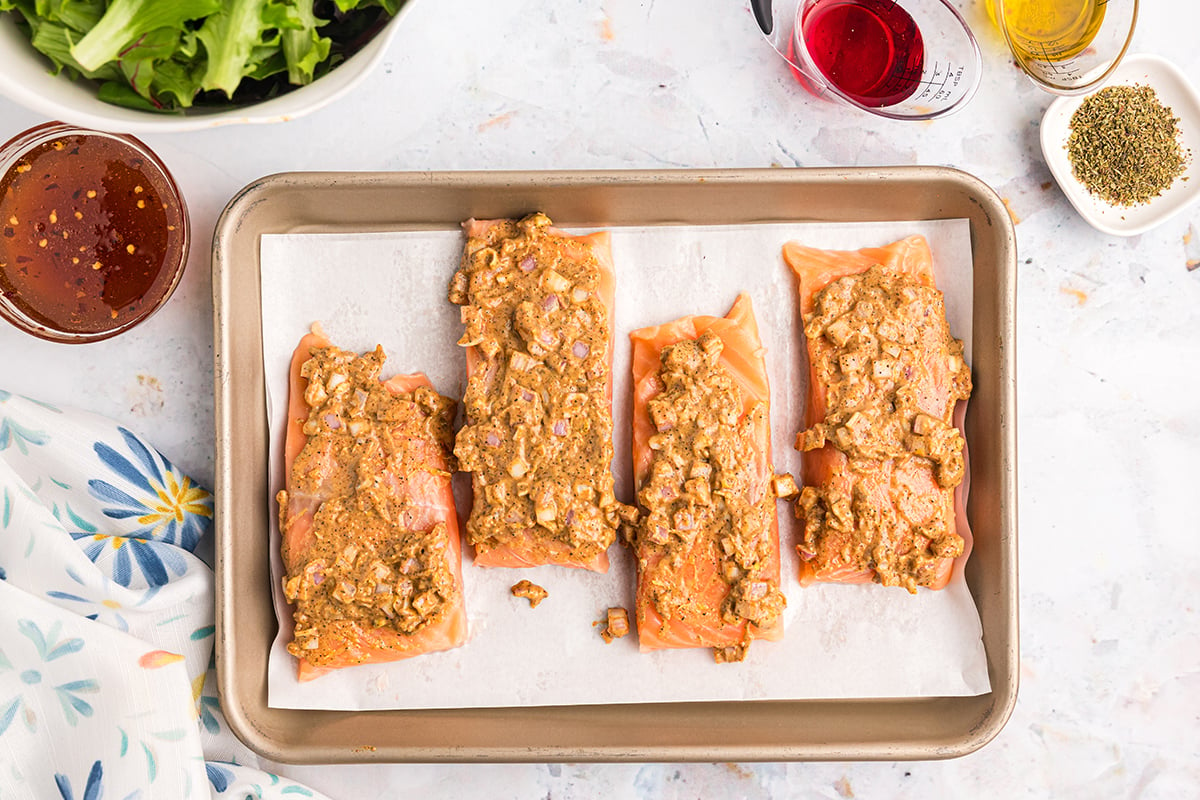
top-left (986, 0), bottom-right (1138, 94)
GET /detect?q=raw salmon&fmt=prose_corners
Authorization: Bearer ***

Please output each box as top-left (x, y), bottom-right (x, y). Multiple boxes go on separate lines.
top-left (278, 324), bottom-right (467, 681)
top-left (784, 236), bottom-right (972, 592)
top-left (451, 214), bottom-right (630, 572)
top-left (629, 295), bottom-right (785, 661)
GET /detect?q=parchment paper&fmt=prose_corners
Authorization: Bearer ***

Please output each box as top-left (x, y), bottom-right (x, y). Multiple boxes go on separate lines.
top-left (260, 220), bottom-right (989, 710)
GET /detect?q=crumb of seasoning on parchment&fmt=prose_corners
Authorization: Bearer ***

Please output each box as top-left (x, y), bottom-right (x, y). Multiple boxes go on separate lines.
top-left (596, 607), bottom-right (630, 643)
top-left (510, 580), bottom-right (548, 608)
top-left (834, 776), bottom-right (855, 798)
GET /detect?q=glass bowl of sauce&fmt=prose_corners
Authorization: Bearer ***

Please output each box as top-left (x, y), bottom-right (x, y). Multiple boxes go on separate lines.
top-left (0, 123), bottom-right (189, 343)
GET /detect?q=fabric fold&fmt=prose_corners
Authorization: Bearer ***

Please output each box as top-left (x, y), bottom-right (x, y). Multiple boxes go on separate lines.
top-left (0, 390), bottom-right (325, 799)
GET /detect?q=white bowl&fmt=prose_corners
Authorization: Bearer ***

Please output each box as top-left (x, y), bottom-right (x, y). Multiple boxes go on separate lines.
top-left (0, 6), bottom-right (413, 134)
top-left (1041, 53), bottom-right (1200, 237)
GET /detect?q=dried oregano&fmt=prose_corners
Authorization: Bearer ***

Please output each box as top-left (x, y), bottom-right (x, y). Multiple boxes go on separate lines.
top-left (1066, 83), bottom-right (1190, 207)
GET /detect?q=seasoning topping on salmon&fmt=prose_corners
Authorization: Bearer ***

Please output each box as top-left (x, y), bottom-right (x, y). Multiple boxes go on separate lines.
top-left (450, 213), bottom-right (631, 571)
top-left (277, 327), bottom-right (467, 679)
top-left (510, 579), bottom-right (549, 608)
top-left (785, 237), bottom-right (972, 593)
top-left (598, 607), bottom-right (630, 643)
top-left (630, 295), bottom-right (785, 662)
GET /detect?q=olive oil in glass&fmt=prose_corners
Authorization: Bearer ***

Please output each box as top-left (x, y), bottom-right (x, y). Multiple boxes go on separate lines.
top-left (985, 0), bottom-right (1107, 62)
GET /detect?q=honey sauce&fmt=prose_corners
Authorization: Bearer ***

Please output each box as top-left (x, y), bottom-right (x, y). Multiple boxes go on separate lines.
top-left (0, 130), bottom-right (187, 337)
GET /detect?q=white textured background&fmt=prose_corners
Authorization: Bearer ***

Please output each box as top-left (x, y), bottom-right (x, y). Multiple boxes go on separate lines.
top-left (0, 0), bottom-right (1197, 797)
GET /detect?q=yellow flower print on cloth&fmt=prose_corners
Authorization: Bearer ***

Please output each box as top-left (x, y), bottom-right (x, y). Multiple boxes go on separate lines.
top-left (72, 428), bottom-right (214, 588)
top-left (88, 428), bottom-right (213, 550)
top-left (0, 390), bottom-right (326, 798)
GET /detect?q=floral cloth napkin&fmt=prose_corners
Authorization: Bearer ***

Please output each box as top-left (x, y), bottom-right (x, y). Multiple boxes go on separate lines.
top-left (0, 390), bottom-right (327, 799)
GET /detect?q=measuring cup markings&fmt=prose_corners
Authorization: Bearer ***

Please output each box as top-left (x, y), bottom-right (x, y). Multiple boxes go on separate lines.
top-left (911, 62), bottom-right (963, 103)
top-left (986, 0), bottom-right (1133, 94)
top-left (762, 0), bottom-right (982, 118)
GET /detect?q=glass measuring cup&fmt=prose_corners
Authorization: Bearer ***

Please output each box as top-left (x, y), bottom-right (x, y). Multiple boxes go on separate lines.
top-left (757, 0), bottom-right (983, 120)
top-left (985, 0), bottom-right (1138, 95)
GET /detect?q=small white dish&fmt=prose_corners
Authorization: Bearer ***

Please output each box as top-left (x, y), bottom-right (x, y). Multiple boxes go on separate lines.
top-left (1041, 53), bottom-right (1200, 236)
top-left (0, 6), bottom-right (412, 134)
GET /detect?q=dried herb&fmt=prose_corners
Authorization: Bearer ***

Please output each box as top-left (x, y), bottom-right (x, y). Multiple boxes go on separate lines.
top-left (1066, 84), bottom-right (1191, 207)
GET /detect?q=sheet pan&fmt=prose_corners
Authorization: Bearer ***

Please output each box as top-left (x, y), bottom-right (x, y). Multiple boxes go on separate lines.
top-left (212, 168), bottom-right (1018, 763)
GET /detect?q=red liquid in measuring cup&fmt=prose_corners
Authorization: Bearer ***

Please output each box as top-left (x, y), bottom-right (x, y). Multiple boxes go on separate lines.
top-left (799, 0), bottom-right (925, 108)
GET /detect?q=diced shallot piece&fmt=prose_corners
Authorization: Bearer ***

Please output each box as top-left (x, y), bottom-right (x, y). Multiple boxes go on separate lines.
top-left (647, 525), bottom-right (670, 545)
top-left (542, 269), bottom-right (571, 293)
top-left (771, 473), bottom-right (799, 499)
top-left (742, 580), bottom-right (769, 601)
top-left (509, 351), bottom-right (538, 372)
top-left (599, 607), bottom-right (630, 643)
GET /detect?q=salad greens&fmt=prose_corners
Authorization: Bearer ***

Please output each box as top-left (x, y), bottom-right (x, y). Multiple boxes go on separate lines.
top-left (0, 0), bottom-right (402, 111)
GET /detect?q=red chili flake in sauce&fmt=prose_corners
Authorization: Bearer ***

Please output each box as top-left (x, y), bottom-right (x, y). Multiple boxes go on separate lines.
top-left (0, 133), bottom-right (185, 335)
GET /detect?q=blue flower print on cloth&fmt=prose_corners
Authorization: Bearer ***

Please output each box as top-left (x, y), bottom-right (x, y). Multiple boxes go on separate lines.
top-left (0, 580), bottom-right (207, 797)
top-left (0, 391), bottom-right (328, 800)
top-left (89, 427), bottom-right (212, 551)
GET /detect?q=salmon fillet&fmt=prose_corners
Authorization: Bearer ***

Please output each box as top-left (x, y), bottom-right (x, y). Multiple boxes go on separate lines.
top-left (278, 324), bottom-right (467, 681)
top-left (450, 213), bottom-right (630, 572)
top-left (629, 294), bottom-right (785, 662)
top-left (784, 236), bottom-right (972, 592)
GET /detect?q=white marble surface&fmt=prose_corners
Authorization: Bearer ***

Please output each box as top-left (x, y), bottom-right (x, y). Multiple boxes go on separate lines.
top-left (1, 0), bottom-right (1197, 797)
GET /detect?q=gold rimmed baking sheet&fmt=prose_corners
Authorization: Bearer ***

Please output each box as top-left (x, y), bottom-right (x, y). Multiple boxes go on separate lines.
top-left (212, 168), bottom-right (1018, 763)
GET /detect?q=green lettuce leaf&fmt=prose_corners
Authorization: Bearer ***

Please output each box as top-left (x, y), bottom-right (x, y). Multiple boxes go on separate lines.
top-left (145, 57), bottom-right (206, 109)
top-left (196, 0), bottom-right (291, 97)
top-left (0, 1), bottom-right (35, 17)
top-left (116, 25), bottom-right (185, 106)
top-left (36, 0), bottom-right (106, 33)
top-left (70, 0), bottom-right (219, 72)
top-left (29, 15), bottom-right (120, 80)
top-left (281, 0), bottom-right (330, 85)
top-left (96, 78), bottom-right (158, 110)
top-left (331, 0), bottom-right (403, 13)
top-left (2, 0), bottom-right (402, 110)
